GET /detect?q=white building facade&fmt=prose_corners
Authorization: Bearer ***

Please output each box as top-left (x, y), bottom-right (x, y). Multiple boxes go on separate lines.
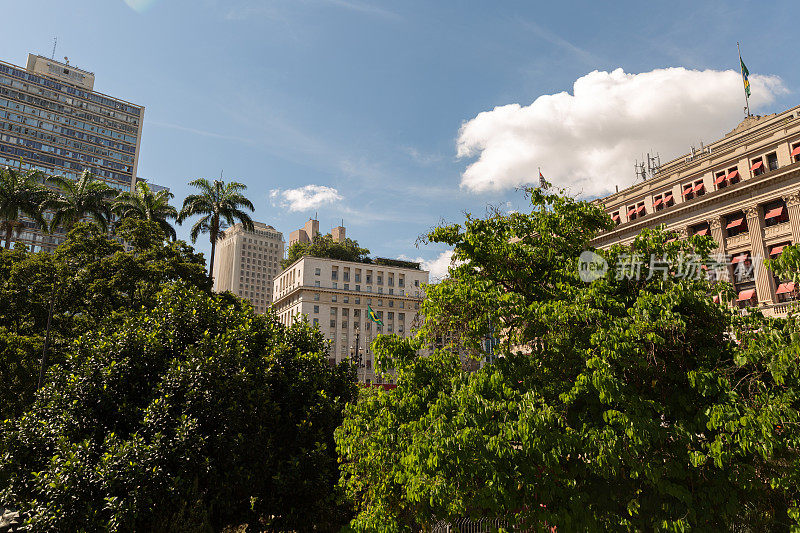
top-left (273, 256), bottom-right (428, 383)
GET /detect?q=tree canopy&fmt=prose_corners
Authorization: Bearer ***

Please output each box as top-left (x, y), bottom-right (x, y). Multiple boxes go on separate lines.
top-left (0, 218), bottom-right (357, 531)
top-left (0, 167), bottom-right (50, 249)
top-left (335, 188), bottom-right (800, 531)
top-left (283, 233), bottom-right (371, 268)
top-left (177, 178), bottom-right (254, 278)
top-left (111, 181), bottom-right (178, 240)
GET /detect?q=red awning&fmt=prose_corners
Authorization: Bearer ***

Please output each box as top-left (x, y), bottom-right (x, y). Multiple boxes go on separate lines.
top-left (726, 218), bottom-right (745, 229)
top-left (653, 197), bottom-right (663, 207)
top-left (776, 282), bottom-right (796, 295)
top-left (694, 228), bottom-right (709, 236)
top-left (731, 254), bottom-right (749, 264)
top-left (693, 182), bottom-right (705, 193)
top-left (737, 289), bottom-right (756, 301)
top-left (764, 206), bottom-right (786, 220)
top-left (750, 160), bottom-right (764, 172)
top-left (636, 204), bottom-right (646, 214)
top-left (666, 237), bottom-right (677, 243)
top-left (627, 207), bottom-right (636, 217)
top-left (791, 146), bottom-right (800, 157)
top-left (682, 186), bottom-right (694, 196)
top-left (714, 173), bottom-right (727, 185)
top-left (770, 244), bottom-right (786, 256)
top-left (727, 170), bottom-right (740, 181)
top-left (611, 213), bottom-right (620, 222)
top-left (712, 295), bottom-right (720, 304)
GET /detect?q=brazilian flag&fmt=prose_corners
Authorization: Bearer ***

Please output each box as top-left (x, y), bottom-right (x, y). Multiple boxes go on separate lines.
top-left (367, 304), bottom-right (383, 326)
top-left (741, 57), bottom-right (751, 98)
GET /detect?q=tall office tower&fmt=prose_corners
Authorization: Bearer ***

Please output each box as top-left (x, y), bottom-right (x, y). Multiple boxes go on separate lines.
top-left (213, 221), bottom-right (285, 314)
top-left (0, 53), bottom-right (145, 251)
top-left (594, 106), bottom-right (800, 317)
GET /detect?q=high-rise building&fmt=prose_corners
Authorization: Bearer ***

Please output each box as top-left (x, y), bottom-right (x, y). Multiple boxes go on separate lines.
top-left (213, 221), bottom-right (285, 314)
top-left (593, 106), bottom-right (800, 317)
top-left (288, 218), bottom-right (320, 247)
top-left (0, 53), bottom-right (145, 251)
top-left (273, 255), bottom-right (428, 384)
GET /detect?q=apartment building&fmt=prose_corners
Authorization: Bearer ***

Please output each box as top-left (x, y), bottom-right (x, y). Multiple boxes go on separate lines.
top-left (0, 53), bottom-right (144, 251)
top-left (273, 256), bottom-right (429, 383)
top-left (593, 106), bottom-right (800, 316)
top-left (213, 221), bottom-right (284, 314)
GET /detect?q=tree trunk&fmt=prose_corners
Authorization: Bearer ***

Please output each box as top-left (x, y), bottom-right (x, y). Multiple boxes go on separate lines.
top-left (208, 214), bottom-right (219, 281)
top-left (4, 225), bottom-right (12, 249)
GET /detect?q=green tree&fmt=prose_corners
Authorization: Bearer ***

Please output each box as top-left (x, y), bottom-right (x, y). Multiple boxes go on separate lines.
top-left (111, 180), bottom-right (178, 240)
top-left (177, 178), bottom-right (255, 278)
top-left (0, 284), bottom-right (356, 532)
top-left (283, 233), bottom-right (371, 268)
top-left (0, 167), bottom-right (50, 249)
top-left (45, 170), bottom-right (117, 233)
top-left (767, 243), bottom-right (800, 286)
top-left (335, 188), bottom-right (800, 531)
top-left (0, 219), bottom-right (210, 420)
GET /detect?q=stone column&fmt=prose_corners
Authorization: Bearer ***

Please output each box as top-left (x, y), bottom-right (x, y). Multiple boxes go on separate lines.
top-left (784, 192), bottom-right (800, 244)
top-left (709, 218), bottom-right (730, 282)
top-left (744, 204), bottom-right (776, 306)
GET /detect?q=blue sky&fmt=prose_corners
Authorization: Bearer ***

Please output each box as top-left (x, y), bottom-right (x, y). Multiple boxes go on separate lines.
top-left (3, 0), bottom-right (798, 275)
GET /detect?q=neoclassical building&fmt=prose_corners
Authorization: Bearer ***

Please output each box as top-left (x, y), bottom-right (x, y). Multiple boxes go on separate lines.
top-left (593, 106), bottom-right (800, 316)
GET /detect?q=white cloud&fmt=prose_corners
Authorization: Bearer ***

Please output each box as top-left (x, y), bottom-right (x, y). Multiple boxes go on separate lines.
top-left (457, 67), bottom-right (788, 197)
top-left (400, 250), bottom-right (455, 282)
top-left (270, 185), bottom-right (343, 212)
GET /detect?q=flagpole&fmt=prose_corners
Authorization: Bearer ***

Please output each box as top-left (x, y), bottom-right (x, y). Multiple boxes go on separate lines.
top-left (737, 42), bottom-right (751, 117)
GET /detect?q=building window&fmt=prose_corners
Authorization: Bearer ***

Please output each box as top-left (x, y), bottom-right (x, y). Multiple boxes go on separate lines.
top-left (792, 142), bottom-right (800, 163)
top-left (355, 285), bottom-right (360, 292)
top-left (344, 296), bottom-right (349, 303)
top-left (314, 293), bottom-right (320, 301)
top-left (767, 151), bottom-right (779, 171)
top-left (626, 204), bottom-right (637, 221)
top-left (330, 320), bottom-right (336, 327)
top-left (331, 270), bottom-right (338, 280)
top-left (389, 300), bottom-right (394, 308)
top-left (315, 268), bottom-right (321, 275)
top-left (313, 305), bottom-right (319, 313)
top-left (315, 281), bottom-right (320, 287)
top-left (691, 222), bottom-right (710, 237)
top-left (377, 276), bottom-right (383, 285)
top-left (389, 288), bottom-right (394, 295)
top-left (610, 210), bottom-right (621, 224)
top-left (333, 282), bottom-right (338, 289)
top-left (366, 275), bottom-right (372, 284)
top-left (751, 157), bottom-right (765, 176)
top-left (415, 280), bottom-right (419, 287)
top-left (725, 211), bottom-right (748, 237)
top-left (344, 284), bottom-right (350, 290)
top-left (763, 199), bottom-right (789, 227)
top-left (313, 318), bottom-right (319, 327)
top-left (332, 295), bottom-right (337, 302)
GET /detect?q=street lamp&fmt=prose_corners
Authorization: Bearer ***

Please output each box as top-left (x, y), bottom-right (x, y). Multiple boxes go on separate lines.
top-left (349, 326), bottom-right (365, 382)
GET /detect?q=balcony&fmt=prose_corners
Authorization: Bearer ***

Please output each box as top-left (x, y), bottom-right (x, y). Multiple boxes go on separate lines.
top-left (764, 221), bottom-right (791, 240)
top-left (725, 233), bottom-right (750, 249)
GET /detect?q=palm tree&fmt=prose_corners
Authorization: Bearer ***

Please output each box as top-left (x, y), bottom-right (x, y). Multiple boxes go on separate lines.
top-left (112, 180), bottom-right (178, 240)
top-left (0, 167), bottom-right (50, 249)
top-left (46, 170), bottom-right (116, 233)
top-left (177, 178), bottom-right (255, 278)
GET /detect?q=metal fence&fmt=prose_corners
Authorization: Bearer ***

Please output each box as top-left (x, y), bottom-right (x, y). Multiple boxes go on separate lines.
top-left (429, 517), bottom-right (524, 533)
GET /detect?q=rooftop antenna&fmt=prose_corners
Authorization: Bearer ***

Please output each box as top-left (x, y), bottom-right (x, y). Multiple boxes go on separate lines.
top-left (51, 37), bottom-right (57, 60)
